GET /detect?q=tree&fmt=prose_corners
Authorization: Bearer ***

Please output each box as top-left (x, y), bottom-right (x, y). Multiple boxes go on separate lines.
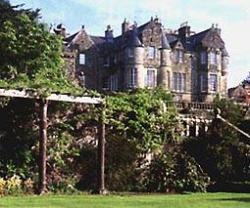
top-left (0, 0), bottom-right (86, 194)
top-left (0, 0), bottom-right (82, 95)
top-left (184, 98), bottom-right (250, 191)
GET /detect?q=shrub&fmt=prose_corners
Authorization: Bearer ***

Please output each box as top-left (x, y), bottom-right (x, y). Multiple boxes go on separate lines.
top-left (145, 149), bottom-right (210, 193)
top-left (0, 175), bottom-right (23, 196)
top-left (22, 178), bottom-right (34, 194)
top-left (0, 178), bottom-right (5, 196)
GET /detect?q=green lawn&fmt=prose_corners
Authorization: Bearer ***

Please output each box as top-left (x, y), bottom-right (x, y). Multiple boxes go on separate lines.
top-left (0, 193), bottom-right (250, 208)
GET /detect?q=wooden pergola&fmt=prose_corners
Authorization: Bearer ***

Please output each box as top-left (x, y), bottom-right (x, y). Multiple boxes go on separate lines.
top-left (0, 88), bottom-right (106, 194)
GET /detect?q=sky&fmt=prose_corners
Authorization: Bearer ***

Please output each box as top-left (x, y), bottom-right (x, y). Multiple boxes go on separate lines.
top-left (9, 0), bottom-right (250, 88)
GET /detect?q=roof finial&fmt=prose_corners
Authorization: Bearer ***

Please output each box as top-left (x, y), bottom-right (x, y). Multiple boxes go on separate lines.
top-left (133, 21), bottom-right (137, 28)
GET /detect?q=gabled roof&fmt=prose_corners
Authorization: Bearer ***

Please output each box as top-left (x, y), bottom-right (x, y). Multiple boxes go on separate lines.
top-left (201, 29), bottom-right (225, 49)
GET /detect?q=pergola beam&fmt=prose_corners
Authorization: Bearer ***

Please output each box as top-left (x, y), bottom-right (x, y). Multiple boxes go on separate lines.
top-left (0, 89), bottom-right (102, 104)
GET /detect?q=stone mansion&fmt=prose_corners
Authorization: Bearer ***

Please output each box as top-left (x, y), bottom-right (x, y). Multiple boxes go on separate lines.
top-left (55, 17), bottom-right (229, 102)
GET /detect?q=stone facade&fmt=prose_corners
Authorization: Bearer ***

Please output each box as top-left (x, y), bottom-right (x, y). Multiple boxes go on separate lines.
top-left (61, 17), bottom-right (229, 102)
top-left (228, 73), bottom-right (250, 104)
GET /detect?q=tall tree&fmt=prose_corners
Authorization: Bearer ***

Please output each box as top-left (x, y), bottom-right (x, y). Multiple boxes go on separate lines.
top-left (0, 0), bottom-right (85, 194)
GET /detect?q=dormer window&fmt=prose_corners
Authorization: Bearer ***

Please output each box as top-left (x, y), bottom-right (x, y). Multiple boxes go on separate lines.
top-left (79, 53), bottom-right (85, 65)
top-left (200, 51), bottom-right (207, 64)
top-left (148, 46), bottom-right (156, 59)
top-left (209, 51), bottom-right (217, 65)
top-left (175, 49), bottom-right (183, 63)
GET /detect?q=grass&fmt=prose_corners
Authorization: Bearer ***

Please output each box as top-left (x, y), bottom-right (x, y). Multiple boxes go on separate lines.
top-left (0, 193), bottom-right (250, 208)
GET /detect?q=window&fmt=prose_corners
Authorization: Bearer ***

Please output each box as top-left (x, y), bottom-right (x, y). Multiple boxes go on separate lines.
top-left (110, 74), bottom-right (118, 91)
top-left (148, 46), bottom-right (156, 59)
top-left (175, 50), bottom-right (184, 63)
top-left (103, 75), bottom-right (118, 91)
top-left (200, 74), bottom-right (207, 92)
top-left (200, 51), bottom-right (207, 64)
top-left (173, 72), bottom-right (186, 92)
top-left (145, 69), bottom-right (156, 88)
top-left (209, 51), bottom-right (217, 65)
top-left (167, 71), bottom-right (170, 89)
top-left (127, 68), bottom-right (137, 88)
top-left (209, 74), bottom-right (217, 92)
top-left (103, 77), bottom-right (109, 90)
top-left (79, 53), bottom-right (85, 65)
top-left (128, 48), bottom-right (134, 58)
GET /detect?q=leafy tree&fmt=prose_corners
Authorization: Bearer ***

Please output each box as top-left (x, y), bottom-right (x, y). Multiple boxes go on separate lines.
top-left (0, 0), bottom-right (84, 95)
top-left (185, 98), bottom-right (250, 190)
top-left (0, 0), bottom-right (89, 194)
top-left (105, 88), bottom-right (178, 153)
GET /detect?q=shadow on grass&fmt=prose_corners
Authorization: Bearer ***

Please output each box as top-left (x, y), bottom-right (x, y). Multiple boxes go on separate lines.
top-left (215, 198), bottom-right (250, 203)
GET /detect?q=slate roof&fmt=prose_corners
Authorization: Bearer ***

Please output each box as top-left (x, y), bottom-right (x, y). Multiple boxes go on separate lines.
top-left (126, 28), bottom-right (143, 47)
top-left (160, 31), bottom-right (171, 49)
top-left (64, 21), bottom-right (227, 54)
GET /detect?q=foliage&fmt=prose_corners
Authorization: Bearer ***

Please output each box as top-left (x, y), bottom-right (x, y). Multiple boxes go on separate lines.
top-left (105, 87), bottom-right (178, 152)
top-left (0, 175), bottom-right (22, 196)
top-left (185, 98), bottom-right (250, 188)
top-left (144, 146), bottom-right (210, 193)
top-left (0, 99), bottom-right (38, 179)
top-left (0, 0), bottom-right (92, 97)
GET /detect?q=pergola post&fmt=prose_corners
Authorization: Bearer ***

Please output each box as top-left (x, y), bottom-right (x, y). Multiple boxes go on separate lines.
top-left (38, 99), bottom-right (48, 194)
top-left (98, 103), bottom-right (107, 194)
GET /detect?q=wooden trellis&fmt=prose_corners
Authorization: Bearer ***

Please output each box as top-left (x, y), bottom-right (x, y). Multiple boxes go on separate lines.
top-left (0, 88), bottom-right (106, 194)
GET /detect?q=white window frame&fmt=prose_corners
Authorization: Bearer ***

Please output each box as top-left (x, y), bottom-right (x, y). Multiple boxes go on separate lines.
top-left (145, 68), bottom-right (156, 88)
top-left (173, 72), bottom-right (186, 92)
top-left (79, 53), bottom-right (85, 65)
top-left (148, 46), bottom-right (156, 59)
top-left (209, 51), bottom-right (217, 65)
top-left (209, 74), bottom-right (217, 92)
top-left (127, 68), bottom-right (138, 88)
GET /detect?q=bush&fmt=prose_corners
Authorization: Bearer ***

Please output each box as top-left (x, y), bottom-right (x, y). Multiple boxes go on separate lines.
top-left (0, 175), bottom-right (23, 196)
top-left (22, 178), bottom-right (34, 194)
top-left (144, 149), bottom-right (210, 193)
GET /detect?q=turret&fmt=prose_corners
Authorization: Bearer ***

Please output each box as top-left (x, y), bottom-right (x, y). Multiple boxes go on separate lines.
top-left (125, 25), bottom-right (144, 88)
top-left (221, 48), bottom-right (229, 76)
top-left (159, 29), bottom-right (171, 89)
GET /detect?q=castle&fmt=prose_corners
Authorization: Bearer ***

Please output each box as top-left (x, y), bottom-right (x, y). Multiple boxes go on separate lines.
top-left (56, 17), bottom-right (229, 102)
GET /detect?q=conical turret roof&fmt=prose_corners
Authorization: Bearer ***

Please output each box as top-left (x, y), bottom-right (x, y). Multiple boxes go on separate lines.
top-left (160, 29), bottom-right (170, 50)
top-left (127, 26), bottom-right (143, 47)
